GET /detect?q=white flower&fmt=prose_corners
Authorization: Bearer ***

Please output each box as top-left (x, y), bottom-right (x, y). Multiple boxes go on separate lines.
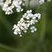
top-left (1, 0), bottom-right (25, 15)
top-left (39, 0), bottom-right (44, 4)
top-left (20, 34), bottom-right (22, 37)
top-left (30, 20), bottom-right (35, 25)
top-left (30, 26), bottom-right (37, 33)
top-left (34, 13), bottom-right (41, 20)
top-left (12, 10), bottom-right (41, 37)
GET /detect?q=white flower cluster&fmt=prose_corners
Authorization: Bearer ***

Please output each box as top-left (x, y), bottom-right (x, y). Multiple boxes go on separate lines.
top-left (12, 10), bottom-right (41, 37)
top-left (0, 0), bottom-right (24, 15)
top-left (39, 0), bottom-right (44, 4)
top-left (0, 0), bottom-right (41, 37)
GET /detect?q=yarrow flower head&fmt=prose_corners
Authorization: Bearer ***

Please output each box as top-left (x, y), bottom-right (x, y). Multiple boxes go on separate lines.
top-left (0, 0), bottom-right (25, 15)
top-left (39, 0), bottom-right (44, 4)
top-left (12, 10), bottom-right (41, 37)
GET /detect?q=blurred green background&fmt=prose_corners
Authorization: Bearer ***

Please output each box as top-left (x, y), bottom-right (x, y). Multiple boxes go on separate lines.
top-left (0, 0), bottom-right (52, 52)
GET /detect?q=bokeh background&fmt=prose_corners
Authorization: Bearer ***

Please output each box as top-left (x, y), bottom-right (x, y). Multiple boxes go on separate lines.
top-left (0, 0), bottom-right (52, 52)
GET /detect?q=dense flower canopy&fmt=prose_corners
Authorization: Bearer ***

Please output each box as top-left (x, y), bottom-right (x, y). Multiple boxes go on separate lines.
top-left (0, 0), bottom-right (25, 15)
top-left (12, 10), bottom-right (41, 37)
